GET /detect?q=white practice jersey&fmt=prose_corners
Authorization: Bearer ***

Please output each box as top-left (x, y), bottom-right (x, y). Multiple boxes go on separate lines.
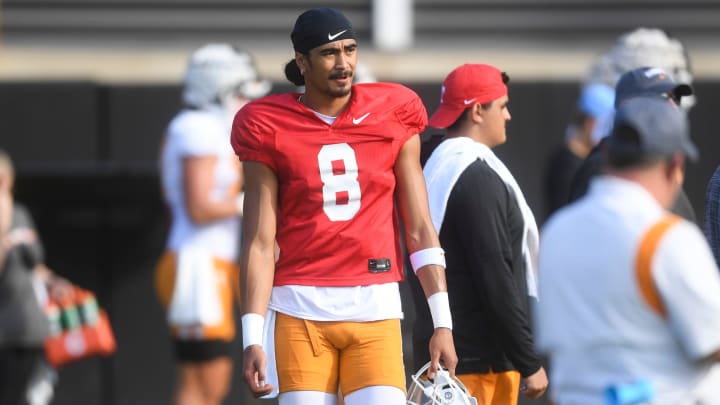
top-left (161, 107), bottom-right (240, 261)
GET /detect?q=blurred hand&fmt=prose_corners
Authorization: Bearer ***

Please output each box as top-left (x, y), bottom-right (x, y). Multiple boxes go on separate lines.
top-left (34, 264), bottom-right (74, 302)
top-left (521, 366), bottom-right (548, 400)
top-left (47, 274), bottom-right (74, 302)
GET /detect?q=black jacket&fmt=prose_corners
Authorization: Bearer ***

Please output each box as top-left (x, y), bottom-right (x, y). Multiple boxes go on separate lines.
top-left (409, 136), bottom-right (542, 377)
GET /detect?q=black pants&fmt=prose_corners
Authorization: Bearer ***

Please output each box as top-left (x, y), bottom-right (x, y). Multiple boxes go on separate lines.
top-left (0, 347), bottom-right (45, 405)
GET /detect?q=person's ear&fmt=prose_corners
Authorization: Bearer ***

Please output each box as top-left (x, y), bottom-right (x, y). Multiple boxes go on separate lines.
top-left (666, 152), bottom-right (686, 186)
top-left (471, 104), bottom-right (484, 125)
top-left (295, 52), bottom-right (307, 75)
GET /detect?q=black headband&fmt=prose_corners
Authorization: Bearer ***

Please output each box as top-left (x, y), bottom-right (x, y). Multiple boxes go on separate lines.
top-left (291, 7), bottom-right (357, 54)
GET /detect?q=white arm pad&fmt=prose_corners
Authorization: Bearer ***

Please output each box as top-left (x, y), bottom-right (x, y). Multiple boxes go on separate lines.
top-left (241, 312), bottom-right (264, 350)
top-left (427, 292), bottom-right (453, 330)
top-left (409, 247), bottom-right (446, 274)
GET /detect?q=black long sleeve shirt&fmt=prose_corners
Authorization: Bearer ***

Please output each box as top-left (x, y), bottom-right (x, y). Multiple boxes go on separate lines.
top-left (410, 152), bottom-right (542, 377)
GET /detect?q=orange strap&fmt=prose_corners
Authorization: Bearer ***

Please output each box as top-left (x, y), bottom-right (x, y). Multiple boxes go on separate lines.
top-left (635, 215), bottom-right (681, 318)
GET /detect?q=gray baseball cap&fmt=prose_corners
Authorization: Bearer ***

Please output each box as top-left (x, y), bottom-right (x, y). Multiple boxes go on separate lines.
top-left (607, 96), bottom-right (698, 162)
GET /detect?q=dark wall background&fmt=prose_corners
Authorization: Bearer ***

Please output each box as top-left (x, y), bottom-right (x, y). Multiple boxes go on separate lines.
top-left (3, 80), bottom-right (719, 405)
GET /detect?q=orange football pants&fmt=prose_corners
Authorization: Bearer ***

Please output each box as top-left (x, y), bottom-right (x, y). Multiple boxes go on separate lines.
top-left (457, 370), bottom-right (521, 405)
top-left (274, 312), bottom-right (406, 396)
top-left (154, 251), bottom-right (239, 341)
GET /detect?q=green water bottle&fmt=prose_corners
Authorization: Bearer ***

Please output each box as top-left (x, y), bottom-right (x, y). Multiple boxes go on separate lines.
top-left (60, 300), bottom-right (81, 331)
top-left (79, 291), bottom-right (100, 325)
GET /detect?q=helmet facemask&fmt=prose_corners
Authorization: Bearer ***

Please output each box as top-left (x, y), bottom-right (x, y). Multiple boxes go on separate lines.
top-left (407, 362), bottom-right (478, 405)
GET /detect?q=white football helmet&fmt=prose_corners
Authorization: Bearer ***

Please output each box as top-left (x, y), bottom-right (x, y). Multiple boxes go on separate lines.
top-left (182, 43), bottom-right (271, 109)
top-left (585, 27), bottom-right (695, 110)
top-left (407, 362), bottom-right (478, 405)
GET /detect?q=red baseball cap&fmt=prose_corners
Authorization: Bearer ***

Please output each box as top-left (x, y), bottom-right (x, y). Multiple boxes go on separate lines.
top-left (428, 64), bottom-right (509, 129)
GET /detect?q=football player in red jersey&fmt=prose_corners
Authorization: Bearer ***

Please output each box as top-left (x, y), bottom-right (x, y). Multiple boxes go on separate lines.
top-left (231, 7), bottom-right (457, 405)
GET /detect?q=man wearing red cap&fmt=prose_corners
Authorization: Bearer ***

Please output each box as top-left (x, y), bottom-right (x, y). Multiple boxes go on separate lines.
top-left (231, 7), bottom-right (457, 405)
top-left (408, 64), bottom-right (548, 404)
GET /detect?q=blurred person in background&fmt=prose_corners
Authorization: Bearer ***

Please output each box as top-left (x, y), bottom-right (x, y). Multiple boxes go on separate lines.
top-left (568, 66), bottom-right (696, 223)
top-left (543, 83), bottom-right (615, 217)
top-left (154, 44), bottom-right (270, 405)
top-left (537, 97), bottom-right (720, 404)
top-left (412, 64), bottom-right (548, 404)
top-left (569, 28), bottom-right (697, 217)
top-left (232, 7), bottom-right (457, 404)
top-left (703, 165), bottom-right (720, 267)
top-left (0, 149), bottom-right (73, 405)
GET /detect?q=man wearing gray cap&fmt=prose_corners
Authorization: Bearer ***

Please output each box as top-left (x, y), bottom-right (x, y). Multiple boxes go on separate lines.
top-left (536, 97), bottom-right (720, 404)
top-left (568, 67), bottom-right (697, 223)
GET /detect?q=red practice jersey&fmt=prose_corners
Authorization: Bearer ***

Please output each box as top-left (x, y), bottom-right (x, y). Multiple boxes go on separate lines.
top-left (232, 83), bottom-right (427, 287)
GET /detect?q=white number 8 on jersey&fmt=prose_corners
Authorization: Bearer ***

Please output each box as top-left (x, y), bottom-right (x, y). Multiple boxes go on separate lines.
top-left (317, 143), bottom-right (361, 221)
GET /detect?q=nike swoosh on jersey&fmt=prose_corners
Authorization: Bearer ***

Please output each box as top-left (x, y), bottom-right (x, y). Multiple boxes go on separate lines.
top-left (463, 98), bottom-right (476, 105)
top-left (352, 112), bottom-right (371, 125)
top-left (328, 30), bottom-right (348, 40)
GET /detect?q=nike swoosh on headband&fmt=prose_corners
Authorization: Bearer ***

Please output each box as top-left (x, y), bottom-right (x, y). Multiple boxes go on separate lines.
top-left (328, 30), bottom-right (348, 40)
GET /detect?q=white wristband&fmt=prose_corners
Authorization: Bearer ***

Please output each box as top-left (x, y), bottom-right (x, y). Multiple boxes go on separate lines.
top-left (427, 292), bottom-right (453, 330)
top-left (409, 247), bottom-right (446, 274)
top-left (241, 313), bottom-right (264, 350)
